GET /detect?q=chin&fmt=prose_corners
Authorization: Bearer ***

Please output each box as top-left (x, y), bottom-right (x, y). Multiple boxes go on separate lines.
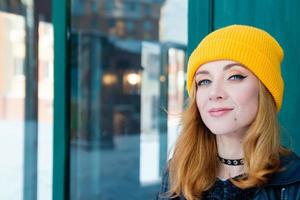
top-left (210, 130), bottom-right (232, 135)
top-left (207, 126), bottom-right (238, 135)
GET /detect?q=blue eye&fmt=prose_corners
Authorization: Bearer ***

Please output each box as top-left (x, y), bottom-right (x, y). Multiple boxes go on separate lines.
top-left (197, 79), bottom-right (211, 86)
top-left (229, 74), bottom-right (247, 80)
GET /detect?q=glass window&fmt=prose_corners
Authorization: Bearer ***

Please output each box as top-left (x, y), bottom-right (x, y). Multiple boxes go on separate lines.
top-left (143, 20), bottom-right (153, 31)
top-left (37, 21), bottom-right (53, 200)
top-left (0, 1), bottom-right (53, 199)
top-left (105, 0), bottom-right (114, 13)
top-left (144, 5), bottom-right (152, 16)
top-left (125, 1), bottom-right (140, 13)
top-left (126, 20), bottom-right (134, 32)
top-left (69, 0), bottom-right (187, 199)
top-left (108, 18), bottom-right (115, 28)
top-left (0, 11), bottom-right (26, 200)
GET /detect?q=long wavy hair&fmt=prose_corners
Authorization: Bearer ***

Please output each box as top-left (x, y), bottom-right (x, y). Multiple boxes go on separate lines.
top-left (168, 80), bottom-right (290, 200)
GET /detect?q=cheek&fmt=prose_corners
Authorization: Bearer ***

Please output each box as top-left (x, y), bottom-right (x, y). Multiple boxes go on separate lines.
top-left (196, 92), bottom-right (207, 117)
top-left (234, 85), bottom-right (259, 120)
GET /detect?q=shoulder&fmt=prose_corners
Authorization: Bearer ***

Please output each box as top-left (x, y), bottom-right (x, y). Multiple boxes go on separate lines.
top-left (157, 168), bottom-right (171, 200)
top-left (268, 151), bottom-right (300, 186)
top-left (254, 153), bottom-right (300, 199)
top-left (157, 168), bottom-right (183, 200)
top-left (160, 168), bottom-right (170, 194)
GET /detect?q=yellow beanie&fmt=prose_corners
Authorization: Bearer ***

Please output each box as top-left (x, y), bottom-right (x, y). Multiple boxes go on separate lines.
top-left (187, 24), bottom-right (284, 111)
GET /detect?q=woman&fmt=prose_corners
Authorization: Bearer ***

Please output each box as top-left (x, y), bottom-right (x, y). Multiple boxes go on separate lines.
top-left (158, 25), bottom-right (300, 200)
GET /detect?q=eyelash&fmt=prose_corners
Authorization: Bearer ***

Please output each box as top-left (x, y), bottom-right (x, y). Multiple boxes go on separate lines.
top-left (197, 74), bottom-right (247, 86)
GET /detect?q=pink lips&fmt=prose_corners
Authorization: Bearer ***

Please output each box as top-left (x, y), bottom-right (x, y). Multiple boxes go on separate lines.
top-left (208, 107), bottom-right (234, 117)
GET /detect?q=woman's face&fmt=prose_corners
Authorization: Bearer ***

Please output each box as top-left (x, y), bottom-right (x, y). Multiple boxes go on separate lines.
top-left (195, 60), bottom-right (259, 136)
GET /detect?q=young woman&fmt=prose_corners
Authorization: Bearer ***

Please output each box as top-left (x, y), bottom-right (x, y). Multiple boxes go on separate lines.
top-left (157, 25), bottom-right (300, 200)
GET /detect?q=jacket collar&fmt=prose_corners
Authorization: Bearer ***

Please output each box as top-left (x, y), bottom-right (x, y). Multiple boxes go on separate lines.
top-left (267, 152), bottom-right (300, 186)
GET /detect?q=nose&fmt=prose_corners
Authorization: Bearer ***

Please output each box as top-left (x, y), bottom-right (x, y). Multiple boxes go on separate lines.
top-left (208, 81), bottom-right (228, 101)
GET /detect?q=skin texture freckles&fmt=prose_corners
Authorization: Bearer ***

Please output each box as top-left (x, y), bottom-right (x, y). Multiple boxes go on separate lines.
top-left (195, 60), bottom-right (259, 138)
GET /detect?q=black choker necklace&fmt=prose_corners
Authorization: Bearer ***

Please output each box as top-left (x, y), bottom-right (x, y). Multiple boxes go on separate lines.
top-left (218, 155), bottom-right (244, 166)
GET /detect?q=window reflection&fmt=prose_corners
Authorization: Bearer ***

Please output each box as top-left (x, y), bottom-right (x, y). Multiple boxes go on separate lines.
top-left (0, 6), bottom-right (53, 200)
top-left (0, 12), bottom-right (25, 200)
top-left (167, 47), bottom-right (185, 159)
top-left (140, 42), bottom-right (161, 185)
top-left (70, 0), bottom-right (187, 199)
top-left (37, 21), bottom-right (53, 200)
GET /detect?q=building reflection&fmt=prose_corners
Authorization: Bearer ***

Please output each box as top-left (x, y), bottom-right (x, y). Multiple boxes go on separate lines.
top-left (70, 0), bottom-right (168, 147)
top-left (0, 0), bottom-right (53, 198)
top-left (69, 0), bottom-right (187, 198)
top-left (72, 0), bottom-right (165, 40)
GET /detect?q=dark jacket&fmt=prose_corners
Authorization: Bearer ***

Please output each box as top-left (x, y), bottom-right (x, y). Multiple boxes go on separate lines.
top-left (157, 153), bottom-right (300, 200)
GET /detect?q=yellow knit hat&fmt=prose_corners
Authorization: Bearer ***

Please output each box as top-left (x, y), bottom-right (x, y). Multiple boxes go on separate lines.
top-left (187, 24), bottom-right (284, 111)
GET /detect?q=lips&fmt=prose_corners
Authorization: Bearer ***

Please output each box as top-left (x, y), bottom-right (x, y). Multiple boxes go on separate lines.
top-left (208, 107), bottom-right (234, 117)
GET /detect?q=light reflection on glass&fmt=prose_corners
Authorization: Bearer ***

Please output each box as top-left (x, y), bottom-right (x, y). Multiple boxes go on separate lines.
top-left (0, 11), bottom-right (53, 200)
top-left (70, 0), bottom-right (187, 198)
top-left (37, 21), bottom-right (53, 200)
top-left (0, 11), bottom-right (25, 200)
top-left (167, 48), bottom-right (185, 159)
top-left (140, 42), bottom-right (161, 186)
top-left (126, 73), bottom-right (141, 85)
top-left (102, 73), bottom-right (117, 85)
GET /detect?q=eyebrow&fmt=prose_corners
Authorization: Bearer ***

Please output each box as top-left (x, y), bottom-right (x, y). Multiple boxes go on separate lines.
top-left (195, 63), bottom-right (245, 75)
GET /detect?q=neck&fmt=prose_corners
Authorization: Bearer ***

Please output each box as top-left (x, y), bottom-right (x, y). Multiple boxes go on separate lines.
top-left (216, 132), bottom-right (245, 179)
top-left (216, 132), bottom-right (244, 159)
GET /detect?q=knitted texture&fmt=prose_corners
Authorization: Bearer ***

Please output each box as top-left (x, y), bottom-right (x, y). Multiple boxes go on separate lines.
top-left (187, 24), bottom-right (284, 111)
